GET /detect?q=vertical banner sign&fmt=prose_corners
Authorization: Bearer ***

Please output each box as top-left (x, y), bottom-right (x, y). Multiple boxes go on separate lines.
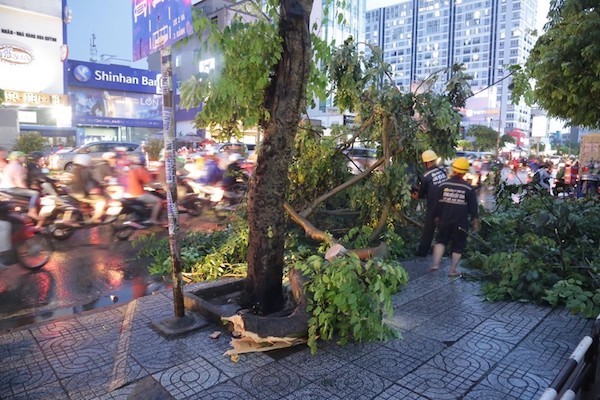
top-left (132, 0), bottom-right (194, 62)
top-left (132, 0), bottom-right (194, 319)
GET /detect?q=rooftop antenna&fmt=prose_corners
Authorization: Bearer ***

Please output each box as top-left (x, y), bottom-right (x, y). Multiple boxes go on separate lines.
top-left (89, 33), bottom-right (98, 62)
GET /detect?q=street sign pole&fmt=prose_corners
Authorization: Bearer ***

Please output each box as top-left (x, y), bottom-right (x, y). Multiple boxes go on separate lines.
top-left (159, 46), bottom-right (185, 319)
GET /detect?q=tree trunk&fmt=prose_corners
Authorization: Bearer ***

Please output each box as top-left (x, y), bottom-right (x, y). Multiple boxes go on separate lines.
top-left (241, 0), bottom-right (313, 314)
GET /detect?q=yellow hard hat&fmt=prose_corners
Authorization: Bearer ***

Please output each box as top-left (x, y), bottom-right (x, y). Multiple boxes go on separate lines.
top-left (421, 150), bottom-right (437, 163)
top-left (8, 151), bottom-right (25, 161)
top-left (452, 157), bottom-right (470, 174)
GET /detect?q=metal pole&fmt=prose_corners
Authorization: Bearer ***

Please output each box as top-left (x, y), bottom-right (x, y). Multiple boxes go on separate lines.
top-left (160, 46), bottom-right (185, 318)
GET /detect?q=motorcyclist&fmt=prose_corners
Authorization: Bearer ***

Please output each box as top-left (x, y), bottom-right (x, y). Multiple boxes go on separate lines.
top-left (199, 150), bottom-right (224, 186)
top-left (26, 151), bottom-right (58, 196)
top-left (93, 152), bottom-right (117, 184)
top-left (124, 155), bottom-right (162, 225)
top-left (533, 162), bottom-right (553, 193)
top-left (222, 153), bottom-right (247, 189)
top-left (69, 154), bottom-right (107, 224)
top-left (0, 151), bottom-right (39, 222)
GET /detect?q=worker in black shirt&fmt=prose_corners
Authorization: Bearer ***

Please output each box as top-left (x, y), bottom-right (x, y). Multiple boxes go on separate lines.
top-left (429, 157), bottom-right (479, 276)
top-left (415, 149), bottom-right (447, 257)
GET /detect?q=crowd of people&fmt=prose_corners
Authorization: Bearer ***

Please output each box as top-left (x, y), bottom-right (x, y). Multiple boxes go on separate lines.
top-left (0, 144), bottom-right (249, 230)
top-left (413, 150), bottom-right (599, 276)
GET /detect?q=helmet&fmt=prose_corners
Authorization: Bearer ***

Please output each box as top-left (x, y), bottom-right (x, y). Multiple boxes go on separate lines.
top-left (102, 152), bottom-right (116, 161)
top-left (29, 151), bottom-right (45, 162)
top-left (421, 150), bottom-right (437, 163)
top-left (73, 154), bottom-right (92, 167)
top-left (8, 151), bottom-right (25, 161)
top-left (451, 157), bottom-right (470, 174)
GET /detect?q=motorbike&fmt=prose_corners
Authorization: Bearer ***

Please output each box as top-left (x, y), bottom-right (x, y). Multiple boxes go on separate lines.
top-left (110, 178), bottom-right (211, 240)
top-left (0, 186), bottom-right (80, 241)
top-left (185, 180), bottom-right (247, 219)
top-left (35, 182), bottom-right (124, 240)
top-left (0, 201), bottom-right (53, 270)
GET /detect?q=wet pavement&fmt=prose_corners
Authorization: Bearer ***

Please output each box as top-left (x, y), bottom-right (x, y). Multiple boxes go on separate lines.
top-left (0, 216), bottom-right (219, 332)
top-left (0, 257), bottom-right (593, 400)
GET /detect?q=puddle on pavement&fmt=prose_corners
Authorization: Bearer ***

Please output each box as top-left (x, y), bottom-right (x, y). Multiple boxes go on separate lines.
top-left (0, 278), bottom-right (171, 332)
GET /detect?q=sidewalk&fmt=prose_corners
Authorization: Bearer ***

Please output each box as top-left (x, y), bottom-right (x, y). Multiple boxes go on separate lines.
top-left (0, 258), bottom-right (593, 400)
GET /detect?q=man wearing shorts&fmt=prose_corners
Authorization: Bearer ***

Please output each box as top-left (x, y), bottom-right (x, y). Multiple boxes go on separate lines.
top-left (429, 157), bottom-right (480, 277)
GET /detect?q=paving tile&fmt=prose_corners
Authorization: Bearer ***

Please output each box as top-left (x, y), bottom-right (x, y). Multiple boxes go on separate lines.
top-left (60, 358), bottom-right (145, 399)
top-left (387, 310), bottom-right (432, 330)
top-left (131, 335), bottom-right (202, 374)
top-left (411, 318), bottom-right (473, 342)
top-left (453, 297), bottom-right (511, 317)
top-left (496, 346), bottom-right (569, 381)
top-left (281, 346), bottom-right (348, 381)
top-left (320, 339), bottom-right (386, 362)
top-left (0, 356), bottom-right (59, 398)
top-left (428, 346), bottom-right (494, 383)
top-left (5, 380), bottom-right (68, 400)
top-left (521, 315), bottom-right (593, 352)
top-left (472, 316), bottom-right (536, 344)
top-left (45, 341), bottom-right (117, 379)
top-left (481, 363), bottom-right (550, 400)
top-left (190, 379), bottom-right (259, 399)
top-left (425, 308), bottom-right (485, 330)
top-left (280, 382), bottom-right (343, 400)
top-left (353, 345), bottom-right (422, 381)
top-left (125, 324), bottom-right (219, 374)
top-left (316, 364), bottom-right (393, 400)
top-left (402, 295), bottom-right (455, 317)
top-left (195, 332), bottom-right (274, 379)
top-left (384, 331), bottom-right (447, 363)
top-left (450, 332), bottom-right (514, 363)
top-left (0, 329), bottom-right (45, 369)
top-left (487, 301), bottom-right (551, 326)
top-left (233, 362), bottom-right (310, 399)
top-left (154, 356), bottom-right (228, 400)
top-left (376, 383), bottom-right (432, 399)
top-left (462, 383), bottom-right (520, 400)
top-left (396, 364), bottom-right (474, 400)
top-left (29, 318), bottom-right (89, 342)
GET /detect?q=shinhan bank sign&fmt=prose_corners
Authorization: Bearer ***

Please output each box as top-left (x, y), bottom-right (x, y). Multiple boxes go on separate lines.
top-left (67, 60), bottom-right (159, 94)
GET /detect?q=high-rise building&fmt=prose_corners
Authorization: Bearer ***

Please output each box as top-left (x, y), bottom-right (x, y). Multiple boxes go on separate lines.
top-left (306, 0), bottom-right (366, 128)
top-left (365, 0), bottom-right (537, 143)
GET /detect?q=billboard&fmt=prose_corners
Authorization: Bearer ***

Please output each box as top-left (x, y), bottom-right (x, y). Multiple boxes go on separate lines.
top-left (67, 60), bottom-right (159, 94)
top-left (0, 5), bottom-right (64, 94)
top-left (131, 0), bottom-right (194, 61)
top-left (460, 87), bottom-right (499, 126)
top-left (70, 87), bottom-right (162, 128)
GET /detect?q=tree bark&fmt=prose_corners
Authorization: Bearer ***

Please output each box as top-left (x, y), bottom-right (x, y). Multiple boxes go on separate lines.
top-left (242, 0), bottom-right (314, 314)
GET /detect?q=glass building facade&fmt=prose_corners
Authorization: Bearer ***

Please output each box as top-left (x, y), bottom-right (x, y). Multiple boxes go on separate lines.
top-left (365, 0), bottom-right (537, 137)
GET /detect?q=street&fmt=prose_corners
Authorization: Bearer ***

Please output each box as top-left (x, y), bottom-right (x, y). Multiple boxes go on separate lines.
top-left (0, 215), bottom-right (218, 332)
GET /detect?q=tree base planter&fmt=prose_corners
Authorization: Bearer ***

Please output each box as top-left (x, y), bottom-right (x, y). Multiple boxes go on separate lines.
top-left (183, 271), bottom-right (310, 354)
top-left (183, 278), bottom-right (246, 323)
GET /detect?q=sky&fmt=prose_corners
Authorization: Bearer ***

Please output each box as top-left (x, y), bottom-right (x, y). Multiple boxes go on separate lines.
top-left (68, 0), bottom-right (144, 68)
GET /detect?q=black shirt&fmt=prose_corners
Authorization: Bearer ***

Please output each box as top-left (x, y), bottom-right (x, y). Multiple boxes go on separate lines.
top-left (418, 165), bottom-right (448, 210)
top-left (432, 176), bottom-right (479, 228)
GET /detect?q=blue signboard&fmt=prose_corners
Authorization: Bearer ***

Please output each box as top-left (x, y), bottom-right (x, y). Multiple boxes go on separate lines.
top-left (132, 0), bottom-right (194, 61)
top-left (67, 60), bottom-right (160, 94)
top-left (70, 87), bottom-right (162, 128)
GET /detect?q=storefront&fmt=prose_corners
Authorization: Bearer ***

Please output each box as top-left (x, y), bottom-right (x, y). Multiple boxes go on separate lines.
top-left (66, 60), bottom-right (162, 145)
top-left (0, 1), bottom-right (73, 149)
